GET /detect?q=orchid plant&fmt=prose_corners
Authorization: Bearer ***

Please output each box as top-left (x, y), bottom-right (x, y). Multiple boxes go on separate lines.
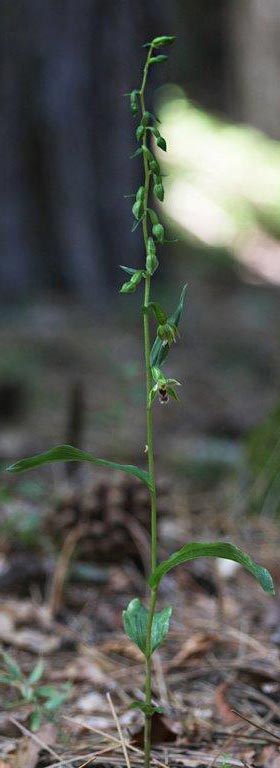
top-left (6, 35), bottom-right (275, 768)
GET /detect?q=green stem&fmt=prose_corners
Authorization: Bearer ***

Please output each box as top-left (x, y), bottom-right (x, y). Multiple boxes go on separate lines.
top-left (140, 45), bottom-right (159, 768)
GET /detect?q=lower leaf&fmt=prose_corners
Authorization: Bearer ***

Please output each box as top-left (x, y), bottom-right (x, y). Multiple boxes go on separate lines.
top-left (123, 598), bottom-right (172, 657)
top-left (130, 701), bottom-right (164, 716)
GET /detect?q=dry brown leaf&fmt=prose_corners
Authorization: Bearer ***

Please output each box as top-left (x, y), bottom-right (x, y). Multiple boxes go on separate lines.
top-left (0, 611), bottom-right (14, 639)
top-left (214, 682), bottom-right (241, 725)
top-left (50, 655), bottom-right (109, 686)
top-left (12, 738), bottom-right (40, 768)
top-left (99, 637), bottom-right (143, 662)
top-left (8, 629), bottom-right (59, 653)
top-left (0, 600), bottom-right (52, 629)
top-left (259, 745), bottom-right (280, 767)
top-left (11, 724), bottom-right (57, 768)
top-left (0, 713), bottom-right (27, 738)
top-left (76, 690), bottom-right (109, 713)
top-left (0, 600), bottom-right (59, 653)
top-left (167, 632), bottom-right (217, 668)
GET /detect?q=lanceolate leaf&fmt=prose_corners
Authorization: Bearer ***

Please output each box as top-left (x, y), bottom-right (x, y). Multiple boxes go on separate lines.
top-left (1, 651), bottom-right (21, 680)
top-left (123, 598), bottom-right (172, 657)
top-left (28, 660), bottom-right (44, 685)
top-left (149, 541), bottom-right (275, 595)
top-left (150, 284), bottom-right (187, 367)
top-left (6, 445), bottom-right (151, 489)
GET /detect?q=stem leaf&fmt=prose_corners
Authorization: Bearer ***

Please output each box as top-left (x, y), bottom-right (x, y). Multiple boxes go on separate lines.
top-left (149, 541), bottom-right (275, 594)
top-left (123, 598), bottom-right (172, 657)
top-left (6, 445), bottom-right (151, 488)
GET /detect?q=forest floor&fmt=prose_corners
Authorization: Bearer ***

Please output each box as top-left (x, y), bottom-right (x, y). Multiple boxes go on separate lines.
top-left (0, 264), bottom-right (280, 768)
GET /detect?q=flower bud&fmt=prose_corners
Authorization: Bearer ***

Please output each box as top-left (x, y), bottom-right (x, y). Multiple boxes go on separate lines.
top-left (142, 146), bottom-right (154, 162)
top-left (136, 125), bottom-right (145, 142)
top-left (132, 200), bottom-right (144, 220)
top-left (146, 237), bottom-right (158, 275)
top-left (147, 208), bottom-right (159, 226)
top-left (153, 182), bottom-right (164, 202)
top-left (151, 36), bottom-right (176, 48)
top-left (157, 323), bottom-right (176, 344)
top-left (149, 158), bottom-right (160, 175)
top-left (152, 223), bottom-right (165, 243)
top-left (150, 55), bottom-right (168, 64)
top-left (142, 111), bottom-right (150, 127)
top-left (130, 90), bottom-right (139, 116)
top-left (120, 270), bottom-right (143, 294)
top-left (136, 186), bottom-right (145, 201)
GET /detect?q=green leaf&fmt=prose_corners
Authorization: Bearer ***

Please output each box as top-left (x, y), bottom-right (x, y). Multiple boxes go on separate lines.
top-left (37, 685), bottom-right (59, 699)
top-left (6, 445), bottom-right (151, 489)
top-left (22, 683), bottom-right (34, 702)
top-left (123, 598), bottom-right (172, 657)
top-left (0, 674), bottom-right (16, 685)
top-left (149, 541), bottom-right (275, 594)
top-left (28, 660), bottom-right (44, 685)
top-left (30, 710), bottom-right (42, 732)
top-left (150, 284), bottom-right (187, 367)
top-left (1, 652), bottom-right (22, 680)
top-left (130, 701), bottom-right (164, 716)
top-left (37, 683), bottom-right (71, 710)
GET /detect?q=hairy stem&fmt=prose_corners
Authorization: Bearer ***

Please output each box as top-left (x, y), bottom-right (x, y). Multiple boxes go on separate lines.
top-left (140, 45), bottom-right (158, 768)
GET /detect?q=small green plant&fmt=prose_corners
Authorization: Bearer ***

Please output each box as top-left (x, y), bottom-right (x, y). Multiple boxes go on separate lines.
top-left (0, 651), bottom-right (70, 731)
top-left (6, 35), bottom-right (275, 767)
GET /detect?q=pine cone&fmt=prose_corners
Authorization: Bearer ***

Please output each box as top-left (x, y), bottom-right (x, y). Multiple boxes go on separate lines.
top-left (44, 472), bottom-right (171, 566)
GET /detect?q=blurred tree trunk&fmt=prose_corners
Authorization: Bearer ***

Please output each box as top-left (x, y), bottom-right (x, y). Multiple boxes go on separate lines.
top-left (1, 0), bottom-right (176, 302)
top-left (229, 0), bottom-right (280, 139)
